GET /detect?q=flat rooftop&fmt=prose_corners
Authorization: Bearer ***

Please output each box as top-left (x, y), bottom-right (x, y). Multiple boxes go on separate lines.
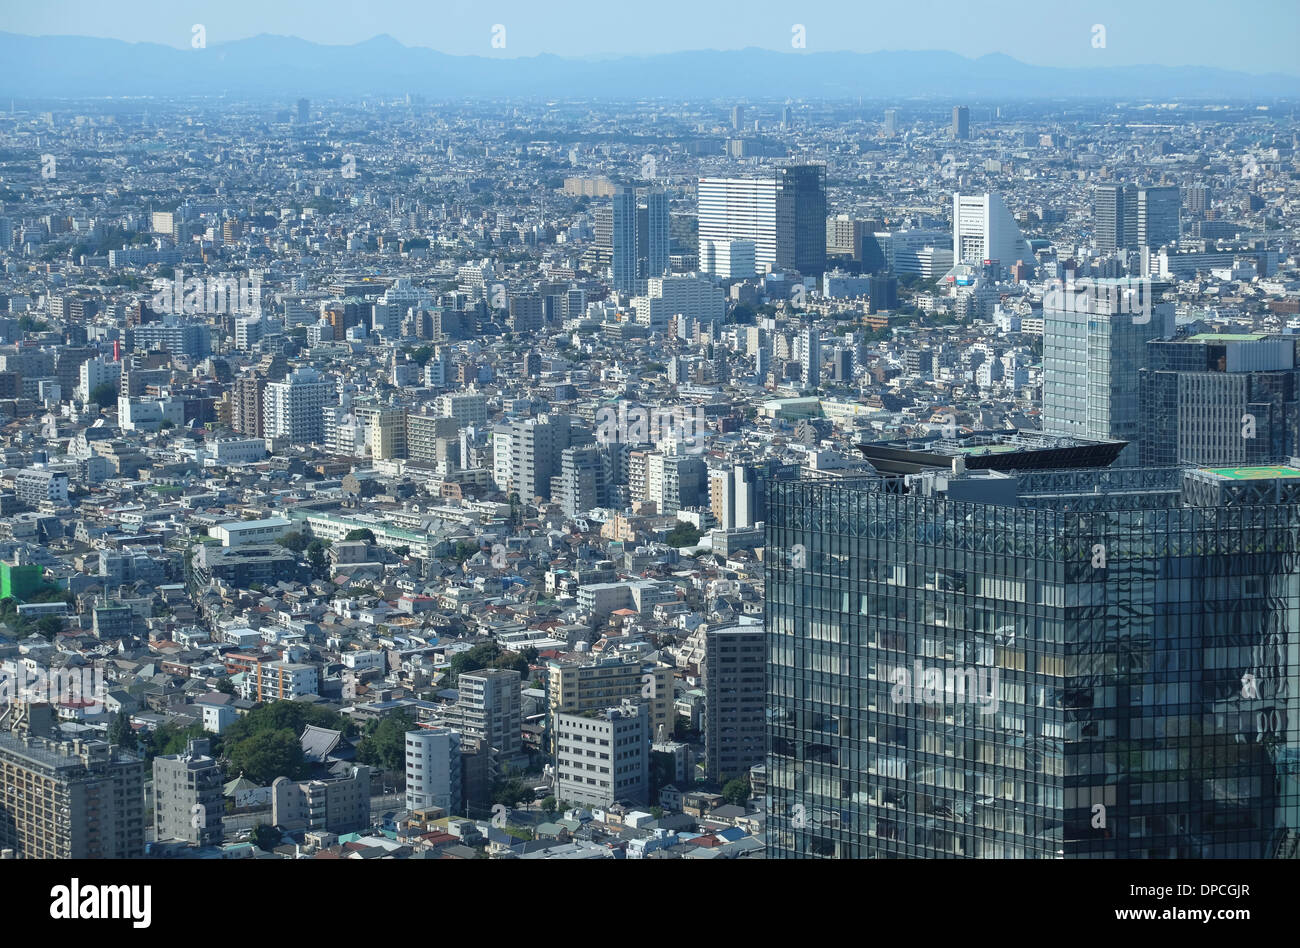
top-left (1200, 465), bottom-right (1300, 481)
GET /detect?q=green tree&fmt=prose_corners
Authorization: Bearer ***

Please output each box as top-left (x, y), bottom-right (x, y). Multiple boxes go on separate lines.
top-left (221, 699), bottom-right (355, 745)
top-left (492, 777), bottom-right (535, 809)
top-left (35, 615), bottom-right (63, 638)
top-left (356, 711), bottom-right (417, 772)
top-left (215, 677), bottom-right (236, 695)
top-left (89, 382), bottom-right (118, 407)
top-left (306, 540), bottom-right (330, 580)
top-left (108, 712), bottom-right (137, 751)
top-left (144, 720), bottom-right (208, 762)
top-left (275, 531), bottom-right (309, 554)
top-left (665, 521), bottom-right (702, 548)
top-left (540, 795), bottom-right (557, 815)
top-left (252, 824), bottom-right (282, 852)
top-left (226, 728), bottom-right (306, 785)
top-left (344, 528), bottom-right (376, 543)
top-left (722, 776), bottom-right (751, 807)
top-left (449, 541), bottom-right (478, 565)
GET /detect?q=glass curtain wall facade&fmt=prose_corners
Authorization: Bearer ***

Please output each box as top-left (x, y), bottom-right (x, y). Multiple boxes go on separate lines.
top-left (765, 469), bottom-right (1300, 858)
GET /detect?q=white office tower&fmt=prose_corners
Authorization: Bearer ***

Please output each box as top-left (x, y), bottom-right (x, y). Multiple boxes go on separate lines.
top-left (404, 728), bottom-right (462, 816)
top-left (952, 192), bottom-right (1036, 274)
top-left (800, 326), bottom-right (821, 391)
top-left (699, 238), bottom-right (757, 280)
top-left (631, 276), bottom-right (725, 331)
top-left (263, 366), bottom-right (330, 444)
top-left (698, 177), bottom-right (777, 276)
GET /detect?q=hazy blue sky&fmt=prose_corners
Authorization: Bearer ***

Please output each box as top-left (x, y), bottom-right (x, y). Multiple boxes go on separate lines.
top-left (3, 0), bottom-right (1297, 74)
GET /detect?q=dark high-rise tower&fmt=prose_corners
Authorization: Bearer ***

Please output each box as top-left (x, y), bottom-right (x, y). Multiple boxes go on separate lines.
top-left (952, 106), bottom-right (970, 140)
top-left (776, 164), bottom-right (827, 277)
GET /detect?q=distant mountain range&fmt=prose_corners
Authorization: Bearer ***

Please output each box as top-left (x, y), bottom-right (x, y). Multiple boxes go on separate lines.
top-left (2, 32), bottom-right (1298, 101)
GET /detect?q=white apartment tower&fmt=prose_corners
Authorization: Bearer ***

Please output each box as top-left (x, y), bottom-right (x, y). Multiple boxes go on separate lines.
top-left (404, 727), bottom-right (462, 816)
top-left (263, 367), bottom-right (330, 444)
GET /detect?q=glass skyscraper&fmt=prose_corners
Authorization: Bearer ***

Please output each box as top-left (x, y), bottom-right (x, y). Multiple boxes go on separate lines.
top-left (1140, 333), bottom-right (1300, 467)
top-left (766, 466), bottom-right (1300, 858)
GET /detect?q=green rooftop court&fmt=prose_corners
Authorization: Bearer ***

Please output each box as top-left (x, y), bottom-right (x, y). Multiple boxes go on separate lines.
top-left (1201, 465), bottom-right (1300, 481)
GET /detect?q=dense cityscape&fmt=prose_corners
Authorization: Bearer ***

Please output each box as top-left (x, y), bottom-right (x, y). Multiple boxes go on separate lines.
top-left (0, 11), bottom-right (1296, 884)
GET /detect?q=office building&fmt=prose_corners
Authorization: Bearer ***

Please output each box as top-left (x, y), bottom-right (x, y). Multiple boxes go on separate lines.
top-left (449, 668), bottom-right (521, 760)
top-left (124, 321), bottom-right (211, 360)
top-left (547, 656), bottom-right (674, 750)
top-left (493, 415), bottom-right (587, 502)
top-left (1140, 333), bottom-right (1300, 467)
top-left (1137, 185), bottom-right (1181, 250)
top-left (698, 165), bottom-right (827, 277)
top-left (1096, 184), bottom-right (1181, 252)
top-left (153, 738), bottom-right (223, 846)
top-left (699, 238), bottom-right (756, 280)
top-left (232, 374), bottom-right (266, 438)
top-left (611, 186), bottom-right (670, 293)
top-left (766, 465), bottom-right (1300, 858)
top-left (1094, 183), bottom-right (1131, 254)
top-left (826, 215), bottom-right (882, 264)
top-left (800, 326), bottom-right (822, 391)
top-left (555, 444), bottom-right (609, 517)
top-left (405, 727), bottom-right (462, 815)
top-left (631, 275), bottom-right (725, 331)
top-left (884, 108), bottom-right (898, 137)
top-left (15, 467), bottom-right (69, 507)
top-left (646, 452), bottom-right (706, 515)
top-left (952, 192), bottom-right (1034, 273)
top-left (703, 624), bottom-right (765, 783)
top-left (611, 182), bottom-right (638, 293)
top-left (1042, 278), bottom-right (1174, 462)
top-left (436, 390), bottom-right (489, 427)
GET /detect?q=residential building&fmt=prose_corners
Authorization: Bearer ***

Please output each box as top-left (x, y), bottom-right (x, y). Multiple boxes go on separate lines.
top-left (153, 738), bottom-right (223, 846)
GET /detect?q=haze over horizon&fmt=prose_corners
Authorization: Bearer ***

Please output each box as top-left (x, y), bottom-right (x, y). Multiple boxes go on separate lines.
top-left (2, 0), bottom-right (1298, 76)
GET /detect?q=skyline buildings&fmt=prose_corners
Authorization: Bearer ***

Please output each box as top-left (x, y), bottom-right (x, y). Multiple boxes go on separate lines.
top-left (1095, 183), bottom-right (1182, 253)
top-left (0, 1), bottom-right (1294, 883)
top-left (612, 185), bottom-right (669, 293)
